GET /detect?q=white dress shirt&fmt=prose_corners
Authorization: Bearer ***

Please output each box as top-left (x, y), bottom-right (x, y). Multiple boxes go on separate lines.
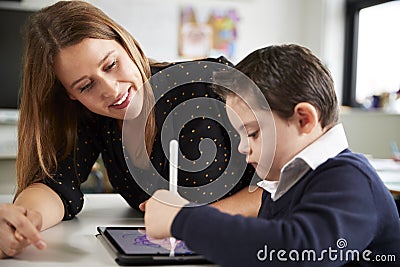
top-left (257, 123), bottom-right (349, 201)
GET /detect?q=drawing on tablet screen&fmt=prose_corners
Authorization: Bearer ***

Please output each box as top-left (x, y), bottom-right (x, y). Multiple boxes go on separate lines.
top-left (122, 233), bottom-right (187, 250)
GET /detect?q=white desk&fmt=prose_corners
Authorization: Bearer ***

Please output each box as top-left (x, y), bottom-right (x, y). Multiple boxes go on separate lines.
top-left (0, 194), bottom-right (215, 267)
top-left (370, 159), bottom-right (400, 195)
top-left (1, 161), bottom-right (398, 266)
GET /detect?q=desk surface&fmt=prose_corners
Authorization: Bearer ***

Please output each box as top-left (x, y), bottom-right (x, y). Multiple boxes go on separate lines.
top-left (369, 159), bottom-right (400, 195)
top-left (1, 160), bottom-right (399, 266)
top-left (0, 194), bottom-right (215, 267)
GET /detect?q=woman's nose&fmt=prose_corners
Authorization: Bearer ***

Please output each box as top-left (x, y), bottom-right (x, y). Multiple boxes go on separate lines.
top-left (100, 77), bottom-right (119, 98)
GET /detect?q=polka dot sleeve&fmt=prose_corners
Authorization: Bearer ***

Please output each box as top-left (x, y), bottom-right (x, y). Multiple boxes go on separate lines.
top-left (40, 116), bottom-right (101, 220)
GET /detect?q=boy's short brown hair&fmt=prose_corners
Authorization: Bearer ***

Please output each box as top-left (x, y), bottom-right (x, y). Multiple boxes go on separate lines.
top-left (214, 44), bottom-right (338, 129)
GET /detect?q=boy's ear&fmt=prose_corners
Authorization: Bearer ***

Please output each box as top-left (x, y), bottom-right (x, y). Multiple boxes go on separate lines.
top-left (293, 102), bottom-right (319, 134)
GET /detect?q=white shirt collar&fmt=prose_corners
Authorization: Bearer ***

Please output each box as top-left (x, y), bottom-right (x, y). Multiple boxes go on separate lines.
top-left (257, 179), bottom-right (279, 196)
top-left (257, 123), bottom-right (349, 200)
top-left (284, 123), bottom-right (349, 171)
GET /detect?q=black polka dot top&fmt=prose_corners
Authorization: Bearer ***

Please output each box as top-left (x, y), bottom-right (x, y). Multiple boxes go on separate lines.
top-left (40, 57), bottom-right (255, 220)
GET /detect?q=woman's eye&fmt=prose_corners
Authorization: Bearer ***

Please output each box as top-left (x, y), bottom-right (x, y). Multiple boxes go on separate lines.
top-left (105, 60), bottom-right (117, 71)
top-left (80, 82), bottom-right (93, 93)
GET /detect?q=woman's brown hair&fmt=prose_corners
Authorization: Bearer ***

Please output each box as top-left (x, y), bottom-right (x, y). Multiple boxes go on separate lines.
top-left (16, 0), bottom-right (156, 197)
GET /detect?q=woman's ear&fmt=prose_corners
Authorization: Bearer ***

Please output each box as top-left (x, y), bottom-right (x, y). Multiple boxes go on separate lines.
top-left (293, 102), bottom-right (319, 134)
top-left (67, 92), bottom-right (77, 100)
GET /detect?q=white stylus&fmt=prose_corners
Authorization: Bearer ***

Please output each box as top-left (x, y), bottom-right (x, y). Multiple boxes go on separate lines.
top-left (169, 139), bottom-right (178, 194)
top-left (169, 139), bottom-right (178, 257)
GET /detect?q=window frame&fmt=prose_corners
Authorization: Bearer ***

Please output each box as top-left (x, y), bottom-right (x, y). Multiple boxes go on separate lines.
top-left (342, 0), bottom-right (396, 107)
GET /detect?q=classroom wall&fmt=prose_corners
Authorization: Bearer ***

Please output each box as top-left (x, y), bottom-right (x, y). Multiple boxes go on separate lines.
top-left (340, 110), bottom-right (400, 159)
top-left (87, 0), bottom-right (345, 101)
top-left (0, 0), bottom-right (345, 97)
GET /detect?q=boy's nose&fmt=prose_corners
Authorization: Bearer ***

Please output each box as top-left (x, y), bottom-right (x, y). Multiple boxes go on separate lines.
top-left (238, 138), bottom-right (250, 155)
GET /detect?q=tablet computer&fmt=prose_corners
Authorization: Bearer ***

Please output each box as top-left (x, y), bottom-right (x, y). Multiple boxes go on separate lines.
top-left (96, 226), bottom-right (212, 266)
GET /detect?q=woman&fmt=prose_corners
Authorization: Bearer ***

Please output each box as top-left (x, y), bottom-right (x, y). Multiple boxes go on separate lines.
top-left (0, 0), bottom-right (259, 258)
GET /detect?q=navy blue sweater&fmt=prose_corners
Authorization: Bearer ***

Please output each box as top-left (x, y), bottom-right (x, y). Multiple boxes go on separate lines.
top-left (172, 150), bottom-right (400, 266)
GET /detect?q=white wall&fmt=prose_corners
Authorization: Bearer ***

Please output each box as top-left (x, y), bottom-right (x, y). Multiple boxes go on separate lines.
top-left (0, 0), bottom-right (346, 96)
top-left (340, 110), bottom-right (400, 159)
top-left (90, 0), bottom-right (314, 62)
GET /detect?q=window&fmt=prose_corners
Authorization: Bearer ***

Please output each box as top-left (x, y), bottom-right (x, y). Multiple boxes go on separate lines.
top-left (343, 0), bottom-right (400, 108)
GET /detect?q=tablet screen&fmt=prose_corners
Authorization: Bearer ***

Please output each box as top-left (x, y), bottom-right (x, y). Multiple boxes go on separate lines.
top-left (104, 227), bottom-right (194, 256)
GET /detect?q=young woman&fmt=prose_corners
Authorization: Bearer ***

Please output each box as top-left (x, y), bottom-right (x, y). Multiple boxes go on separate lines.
top-left (0, 0), bottom-right (258, 258)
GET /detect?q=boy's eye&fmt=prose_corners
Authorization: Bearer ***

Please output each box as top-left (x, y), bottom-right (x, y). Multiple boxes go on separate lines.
top-left (104, 59), bottom-right (117, 71)
top-left (247, 130), bottom-right (259, 138)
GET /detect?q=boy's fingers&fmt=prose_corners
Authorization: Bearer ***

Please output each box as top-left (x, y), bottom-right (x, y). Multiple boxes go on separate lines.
top-left (138, 201), bottom-right (147, 212)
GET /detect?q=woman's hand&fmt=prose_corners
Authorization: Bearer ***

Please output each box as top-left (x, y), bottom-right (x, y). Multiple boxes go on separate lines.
top-left (0, 203), bottom-right (46, 258)
top-left (144, 190), bottom-right (189, 239)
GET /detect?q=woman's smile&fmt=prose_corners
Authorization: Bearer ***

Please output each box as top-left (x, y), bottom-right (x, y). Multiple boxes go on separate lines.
top-left (109, 87), bottom-right (133, 109)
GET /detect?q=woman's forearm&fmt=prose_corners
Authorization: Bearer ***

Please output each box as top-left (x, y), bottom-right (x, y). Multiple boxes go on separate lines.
top-left (14, 183), bottom-right (64, 230)
top-left (210, 187), bottom-right (262, 217)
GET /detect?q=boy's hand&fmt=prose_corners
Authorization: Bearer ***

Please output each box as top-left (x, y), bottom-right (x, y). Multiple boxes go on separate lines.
top-left (0, 203), bottom-right (46, 258)
top-left (138, 200), bottom-right (147, 212)
top-left (144, 190), bottom-right (189, 239)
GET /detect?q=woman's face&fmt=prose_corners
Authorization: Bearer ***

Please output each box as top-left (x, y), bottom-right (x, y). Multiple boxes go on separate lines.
top-left (54, 38), bottom-right (144, 120)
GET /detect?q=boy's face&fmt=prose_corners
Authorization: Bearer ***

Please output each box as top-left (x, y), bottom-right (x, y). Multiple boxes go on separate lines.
top-left (226, 95), bottom-right (302, 181)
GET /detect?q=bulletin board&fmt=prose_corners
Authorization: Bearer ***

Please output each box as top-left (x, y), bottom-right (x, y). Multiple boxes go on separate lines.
top-left (93, 0), bottom-right (240, 62)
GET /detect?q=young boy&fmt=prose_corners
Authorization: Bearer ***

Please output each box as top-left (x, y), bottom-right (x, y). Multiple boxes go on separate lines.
top-left (144, 44), bottom-right (400, 266)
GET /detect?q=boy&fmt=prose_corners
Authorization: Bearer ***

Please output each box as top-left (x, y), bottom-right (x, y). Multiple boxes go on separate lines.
top-left (144, 44), bottom-right (400, 266)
